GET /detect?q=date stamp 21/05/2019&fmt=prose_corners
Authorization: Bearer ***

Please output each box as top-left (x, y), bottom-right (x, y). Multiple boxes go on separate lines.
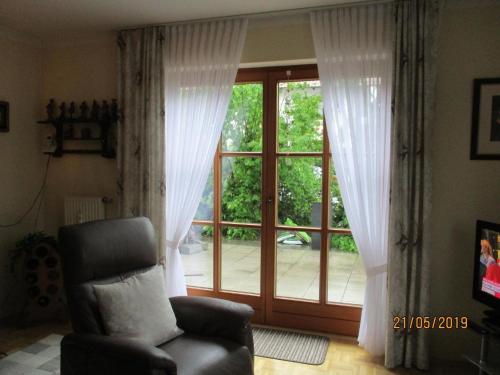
top-left (393, 316), bottom-right (469, 330)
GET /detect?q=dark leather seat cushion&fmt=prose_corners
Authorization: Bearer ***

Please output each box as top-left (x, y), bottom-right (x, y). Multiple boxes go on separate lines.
top-left (159, 333), bottom-right (253, 375)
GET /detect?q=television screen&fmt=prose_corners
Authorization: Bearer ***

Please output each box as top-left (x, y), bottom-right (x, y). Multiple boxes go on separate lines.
top-left (474, 220), bottom-right (500, 310)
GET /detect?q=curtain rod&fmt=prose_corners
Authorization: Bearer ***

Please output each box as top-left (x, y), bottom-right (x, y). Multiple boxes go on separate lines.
top-left (118, 0), bottom-right (394, 31)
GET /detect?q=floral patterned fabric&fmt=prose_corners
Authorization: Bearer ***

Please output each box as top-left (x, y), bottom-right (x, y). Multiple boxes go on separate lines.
top-left (117, 27), bottom-right (166, 257)
top-left (385, 0), bottom-right (441, 369)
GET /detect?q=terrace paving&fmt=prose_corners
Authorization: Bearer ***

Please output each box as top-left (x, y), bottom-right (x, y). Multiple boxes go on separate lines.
top-left (181, 238), bottom-right (366, 305)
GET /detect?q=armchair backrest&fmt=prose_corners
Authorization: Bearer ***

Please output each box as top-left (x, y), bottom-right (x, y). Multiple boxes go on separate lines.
top-left (58, 217), bottom-right (158, 334)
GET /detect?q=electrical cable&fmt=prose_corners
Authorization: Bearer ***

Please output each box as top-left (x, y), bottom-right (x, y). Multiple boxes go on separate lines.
top-left (0, 155), bottom-right (51, 329)
top-left (33, 172), bottom-right (46, 231)
top-left (0, 155), bottom-right (51, 228)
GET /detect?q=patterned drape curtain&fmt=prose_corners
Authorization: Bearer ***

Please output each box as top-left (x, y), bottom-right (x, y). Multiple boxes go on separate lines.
top-left (386, 0), bottom-right (441, 369)
top-left (117, 27), bottom-right (166, 255)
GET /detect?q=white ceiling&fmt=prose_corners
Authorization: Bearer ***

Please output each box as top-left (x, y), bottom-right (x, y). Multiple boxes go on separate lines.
top-left (0, 0), bottom-right (362, 41)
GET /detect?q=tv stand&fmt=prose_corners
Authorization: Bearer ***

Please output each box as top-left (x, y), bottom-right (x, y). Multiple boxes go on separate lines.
top-left (464, 319), bottom-right (500, 375)
top-left (484, 310), bottom-right (500, 320)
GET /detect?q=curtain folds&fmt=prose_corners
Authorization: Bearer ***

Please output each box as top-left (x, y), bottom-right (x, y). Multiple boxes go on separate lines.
top-left (117, 27), bottom-right (166, 255)
top-left (385, 0), bottom-right (441, 369)
top-left (163, 18), bottom-right (248, 296)
top-left (311, 3), bottom-right (394, 356)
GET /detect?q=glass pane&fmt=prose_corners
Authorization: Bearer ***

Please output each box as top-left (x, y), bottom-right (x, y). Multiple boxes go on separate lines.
top-left (328, 233), bottom-right (365, 305)
top-left (275, 230), bottom-right (320, 301)
top-left (329, 162), bottom-right (349, 228)
top-left (180, 224), bottom-right (213, 289)
top-left (278, 80), bottom-right (323, 152)
top-left (194, 166), bottom-right (214, 221)
top-left (221, 227), bottom-right (261, 294)
top-left (222, 157), bottom-right (262, 223)
top-left (222, 83), bottom-right (263, 152)
top-left (277, 157), bottom-right (322, 227)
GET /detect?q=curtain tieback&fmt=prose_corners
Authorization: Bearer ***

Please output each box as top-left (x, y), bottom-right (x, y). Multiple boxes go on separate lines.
top-left (365, 263), bottom-right (387, 278)
top-left (166, 239), bottom-right (180, 249)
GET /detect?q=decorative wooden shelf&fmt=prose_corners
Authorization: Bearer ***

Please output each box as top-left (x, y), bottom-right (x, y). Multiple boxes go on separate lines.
top-left (39, 99), bottom-right (117, 158)
top-left (63, 137), bottom-right (101, 141)
top-left (62, 149), bottom-right (102, 154)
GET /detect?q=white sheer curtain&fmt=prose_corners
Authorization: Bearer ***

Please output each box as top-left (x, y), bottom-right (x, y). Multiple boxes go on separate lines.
top-left (163, 18), bottom-right (248, 296)
top-left (311, 4), bottom-right (393, 355)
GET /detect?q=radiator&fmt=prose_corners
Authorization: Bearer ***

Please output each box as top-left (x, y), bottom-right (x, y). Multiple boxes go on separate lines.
top-left (64, 196), bottom-right (105, 225)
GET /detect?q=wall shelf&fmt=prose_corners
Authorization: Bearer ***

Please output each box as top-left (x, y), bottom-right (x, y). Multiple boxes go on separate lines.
top-left (39, 99), bottom-right (117, 158)
top-left (63, 137), bottom-right (101, 141)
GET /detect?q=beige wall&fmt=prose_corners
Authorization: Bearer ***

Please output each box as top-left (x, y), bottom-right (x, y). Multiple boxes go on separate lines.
top-left (242, 14), bottom-right (315, 64)
top-left (429, 4), bottom-right (500, 360)
top-left (0, 31), bottom-right (43, 317)
top-left (41, 35), bottom-right (119, 235)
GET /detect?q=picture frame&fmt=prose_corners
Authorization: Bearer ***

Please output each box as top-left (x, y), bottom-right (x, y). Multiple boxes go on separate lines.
top-left (0, 101), bottom-right (9, 133)
top-left (470, 78), bottom-right (500, 160)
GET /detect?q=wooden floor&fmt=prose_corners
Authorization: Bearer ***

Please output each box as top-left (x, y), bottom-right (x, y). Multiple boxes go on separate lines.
top-left (0, 320), bottom-right (70, 356)
top-left (255, 333), bottom-right (395, 375)
top-left (0, 321), bottom-right (472, 375)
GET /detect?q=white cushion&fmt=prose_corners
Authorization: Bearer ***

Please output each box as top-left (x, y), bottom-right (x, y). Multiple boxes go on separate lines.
top-left (93, 266), bottom-right (183, 346)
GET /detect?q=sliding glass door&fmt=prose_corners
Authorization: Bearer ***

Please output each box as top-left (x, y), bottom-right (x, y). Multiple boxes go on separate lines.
top-left (181, 66), bottom-right (365, 335)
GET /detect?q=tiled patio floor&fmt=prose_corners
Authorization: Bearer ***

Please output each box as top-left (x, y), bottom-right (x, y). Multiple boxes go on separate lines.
top-left (181, 238), bottom-right (366, 305)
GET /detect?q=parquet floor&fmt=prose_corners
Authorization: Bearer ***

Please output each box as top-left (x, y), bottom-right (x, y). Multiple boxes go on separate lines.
top-left (0, 320), bottom-right (70, 355)
top-left (255, 333), bottom-right (394, 375)
top-left (0, 321), bottom-right (473, 374)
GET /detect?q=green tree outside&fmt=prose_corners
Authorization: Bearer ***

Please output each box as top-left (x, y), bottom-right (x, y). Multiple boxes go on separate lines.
top-left (197, 82), bottom-right (357, 252)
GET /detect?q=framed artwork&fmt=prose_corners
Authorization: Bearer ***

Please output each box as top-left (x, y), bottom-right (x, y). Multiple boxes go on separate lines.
top-left (471, 78), bottom-right (500, 160)
top-left (0, 101), bottom-right (9, 133)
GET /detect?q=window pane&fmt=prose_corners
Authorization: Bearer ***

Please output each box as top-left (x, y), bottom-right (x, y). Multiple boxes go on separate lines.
top-left (276, 230), bottom-right (319, 301)
top-left (328, 233), bottom-right (365, 305)
top-left (329, 162), bottom-right (349, 228)
top-left (278, 80), bottom-right (323, 152)
top-left (180, 224), bottom-right (213, 289)
top-left (222, 157), bottom-right (262, 223)
top-left (277, 157), bottom-right (322, 227)
top-left (194, 166), bottom-right (214, 221)
top-left (221, 227), bottom-right (261, 294)
top-left (222, 83), bottom-right (263, 152)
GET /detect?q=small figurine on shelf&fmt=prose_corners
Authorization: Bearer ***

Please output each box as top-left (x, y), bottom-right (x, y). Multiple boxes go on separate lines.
top-left (46, 99), bottom-right (56, 121)
top-left (59, 102), bottom-right (66, 120)
top-left (91, 100), bottom-right (100, 121)
top-left (69, 102), bottom-right (76, 119)
top-left (80, 101), bottom-right (89, 121)
top-left (59, 102), bottom-right (74, 138)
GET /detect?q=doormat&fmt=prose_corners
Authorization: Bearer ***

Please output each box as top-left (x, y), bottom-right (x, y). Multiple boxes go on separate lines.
top-left (253, 326), bottom-right (329, 365)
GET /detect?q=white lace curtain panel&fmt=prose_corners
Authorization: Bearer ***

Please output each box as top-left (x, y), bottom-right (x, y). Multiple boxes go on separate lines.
top-left (162, 18), bottom-right (248, 296)
top-left (310, 3), bottom-right (394, 355)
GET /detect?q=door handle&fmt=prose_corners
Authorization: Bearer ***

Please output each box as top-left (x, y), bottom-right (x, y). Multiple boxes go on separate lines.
top-left (266, 196), bottom-right (274, 205)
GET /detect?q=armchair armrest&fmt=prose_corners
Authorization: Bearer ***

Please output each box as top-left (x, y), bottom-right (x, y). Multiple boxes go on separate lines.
top-left (169, 296), bottom-right (254, 355)
top-left (61, 333), bottom-right (177, 375)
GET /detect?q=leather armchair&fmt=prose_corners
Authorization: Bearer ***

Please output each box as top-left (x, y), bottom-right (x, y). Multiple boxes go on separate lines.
top-left (58, 217), bottom-right (254, 375)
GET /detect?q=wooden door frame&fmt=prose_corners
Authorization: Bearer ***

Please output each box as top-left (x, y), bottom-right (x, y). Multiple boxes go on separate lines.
top-left (188, 65), bottom-right (361, 336)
